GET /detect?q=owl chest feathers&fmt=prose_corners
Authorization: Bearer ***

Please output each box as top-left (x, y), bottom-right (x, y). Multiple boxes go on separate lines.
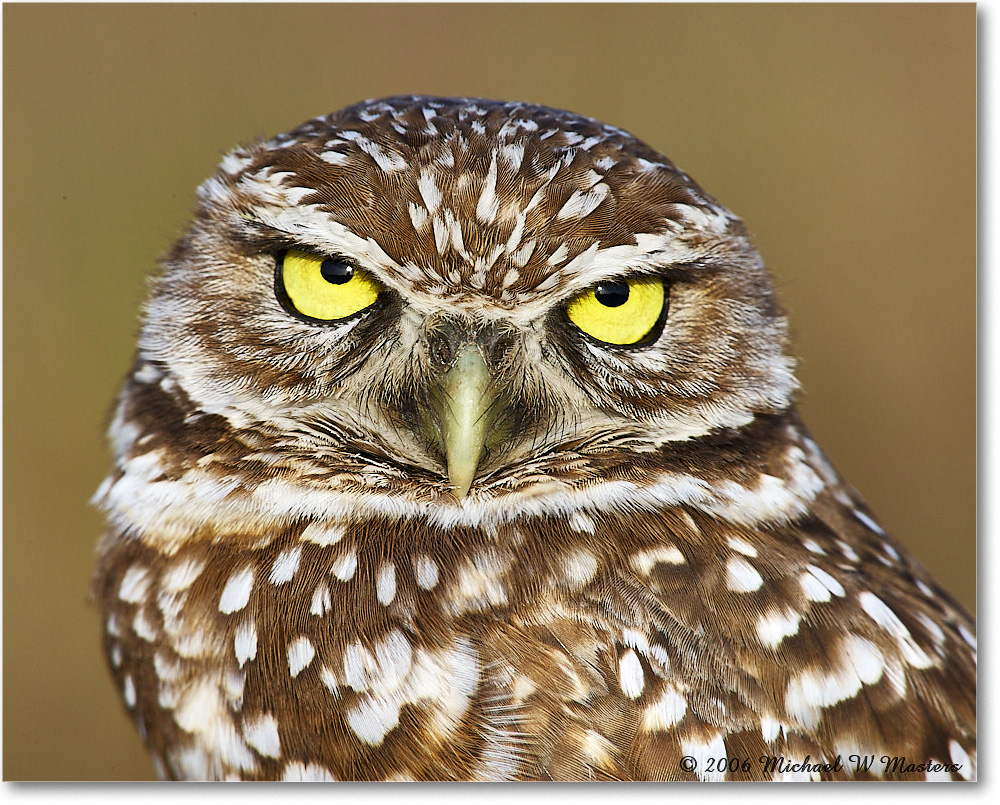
top-left (94, 381), bottom-right (974, 780)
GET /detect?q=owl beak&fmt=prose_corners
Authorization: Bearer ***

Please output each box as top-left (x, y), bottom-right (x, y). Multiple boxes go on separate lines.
top-left (432, 343), bottom-right (495, 498)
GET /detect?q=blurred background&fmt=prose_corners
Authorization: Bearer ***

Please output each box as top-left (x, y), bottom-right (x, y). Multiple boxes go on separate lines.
top-left (4, 3), bottom-right (975, 781)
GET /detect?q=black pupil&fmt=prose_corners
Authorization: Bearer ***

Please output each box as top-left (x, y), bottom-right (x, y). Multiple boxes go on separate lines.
top-left (320, 259), bottom-right (354, 285)
top-left (594, 281), bottom-right (629, 307)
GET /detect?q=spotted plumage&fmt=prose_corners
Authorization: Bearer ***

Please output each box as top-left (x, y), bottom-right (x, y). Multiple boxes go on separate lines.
top-left (93, 96), bottom-right (975, 781)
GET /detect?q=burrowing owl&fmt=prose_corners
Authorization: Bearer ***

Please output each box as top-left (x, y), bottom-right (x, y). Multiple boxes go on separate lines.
top-left (92, 96), bottom-right (976, 781)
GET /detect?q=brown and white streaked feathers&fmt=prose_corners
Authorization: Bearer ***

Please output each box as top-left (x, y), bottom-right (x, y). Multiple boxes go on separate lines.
top-left (93, 96), bottom-right (975, 780)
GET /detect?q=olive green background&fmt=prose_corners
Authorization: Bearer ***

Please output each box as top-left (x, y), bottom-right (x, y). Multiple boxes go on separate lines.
top-left (4, 3), bottom-right (975, 781)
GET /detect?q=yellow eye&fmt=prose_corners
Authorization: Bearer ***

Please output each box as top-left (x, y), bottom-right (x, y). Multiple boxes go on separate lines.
top-left (279, 249), bottom-right (381, 321)
top-left (566, 276), bottom-right (666, 345)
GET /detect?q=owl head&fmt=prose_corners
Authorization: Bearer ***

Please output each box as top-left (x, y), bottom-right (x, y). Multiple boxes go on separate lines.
top-left (135, 96), bottom-right (796, 506)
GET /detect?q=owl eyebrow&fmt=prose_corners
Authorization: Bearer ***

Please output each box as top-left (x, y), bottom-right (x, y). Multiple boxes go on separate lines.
top-left (564, 261), bottom-right (702, 295)
top-left (232, 216), bottom-right (306, 253)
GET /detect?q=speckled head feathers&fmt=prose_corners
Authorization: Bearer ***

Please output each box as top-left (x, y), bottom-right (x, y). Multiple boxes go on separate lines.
top-left (203, 95), bottom-right (734, 304)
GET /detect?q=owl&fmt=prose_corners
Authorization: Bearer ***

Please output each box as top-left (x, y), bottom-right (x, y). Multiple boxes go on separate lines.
top-left (92, 96), bottom-right (975, 781)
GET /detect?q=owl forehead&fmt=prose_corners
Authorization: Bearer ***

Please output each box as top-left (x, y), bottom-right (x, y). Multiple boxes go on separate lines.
top-left (217, 97), bottom-right (734, 307)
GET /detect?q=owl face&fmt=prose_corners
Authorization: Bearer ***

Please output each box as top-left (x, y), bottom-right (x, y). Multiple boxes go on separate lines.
top-left (139, 96), bottom-right (796, 505)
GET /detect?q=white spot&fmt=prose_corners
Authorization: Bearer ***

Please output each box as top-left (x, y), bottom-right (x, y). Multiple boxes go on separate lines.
top-left (726, 556), bottom-right (763, 593)
top-left (501, 141), bottom-right (524, 172)
top-left (340, 629), bottom-right (413, 696)
top-left (899, 636), bottom-right (934, 669)
top-left (417, 170), bottom-right (442, 213)
top-left (287, 637), bottom-right (316, 678)
top-left (432, 215), bottom-right (449, 255)
top-left (704, 468), bottom-right (823, 528)
top-left (234, 621), bottom-right (258, 667)
top-left (269, 546), bottom-right (302, 585)
top-left (648, 643), bottom-right (671, 671)
top-left (556, 183), bottom-right (609, 220)
top-left (546, 242), bottom-right (569, 266)
top-left (842, 633), bottom-right (886, 685)
top-left (682, 734), bottom-right (728, 781)
top-left (223, 669), bottom-right (245, 702)
top-left (801, 565), bottom-right (845, 601)
top-left (446, 549), bottom-right (510, 615)
top-left (630, 544), bottom-right (686, 574)
top-left (319, 666), bottom-right (340, 695)
top-left (618, 649), bottom-right (645, 698)
top-left (760, 716), bottom-right (781, 743)
top-left (170, 745), bottom-right (212, 779)
top-left (622, 629), bottom-right (650, 653)
top-left (133, 361), bottom-right (161, 383)
top-left (561, 548), bottom-right (598, 589)
top-left (802, 539), bottom-right (826, 555)
top-left (727, 536), bottom-right (758, 557)
top-left (374, 629), bottom-right (413, 687)
top-left (958, 623), bottom-right (977, 651)
top-left (300, 522), bottom-right (344, 546)
top-left (949, 740), bottom-right (973, 780)
top-left (157, 590), bottom-right (186, 636)
top-left (407, 201), bottom-right (429, 231)
top-left (501, 267), bottom-right (520, 288)
top-left (799, 570), bottom-right (831, 603)
top-left (132, 608), bottom-right (158, 641)
top-left (162, 557), bottom-right (205, 592)
top-left (153, 652), bottom-right (181, 682)
top-left (172, 624), bottom-right (214, 659)
top-left (916, 612), bottom-right (946, 645)
top-left (785, 635), bottom-right (884, 729)
top-left (413, 555), bottom-right (439, 590)
top-left (443, 208), bottom-right (468, 260)
top-left (579, 730), bottom-right (616, 769)
top-left (341, 643), bottom-right (374, 691)
top-left (310, 582), bottom-right (332, 616)
top-left (837, 541), bottom-right (860, 562)
top-left (757, 608), bottom-right (802, 649)
top-left (340, 130), bottom-right (406, 172)
top-left (331, 550), bottom-right (357, 582)
top-left (242, 713), bottom-right (281, 759)
top-left (568, 511), bottom-right (595, 534)
top-left (858, 593), bottom-right (908, 638)
top-left (346, 696), bottom-right (401, 745)
top-left (509, 239), bottom-right (535, 268)
top-left (476, 154), bottom-right (499, 223)
top-left (123, 675), bottom-right (137, 707)
top-left (106, 613), bottom-right (123, 638)
top-left (435, 147), bottom-right (455, 168)
top-left (319, 150), bottom-right (350, 166)
top-left (376, 563), bottom-right (396, 605)
top-left (853, 509), bottom-right (885, 535)
top-left (882, 542), bottom-right (900, 561)
top-left (219, 566), bottom-right (254, 614)
top-left (110, 644), bottom-right (123, 668)
top-left (641, 688), bottom-right (687, 730)
top-left (119, 565), bottom-right (151, 603)
top-left (282, 761), bottom-right (338, 781)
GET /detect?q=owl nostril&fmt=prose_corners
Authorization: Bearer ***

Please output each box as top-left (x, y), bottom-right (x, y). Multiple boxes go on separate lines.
top-left (427, 334), bottom-right (454, 369)
top-left (424, 319), bottom-right (468, 370)
top-left (482, 330), bottom-right (515, 368)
